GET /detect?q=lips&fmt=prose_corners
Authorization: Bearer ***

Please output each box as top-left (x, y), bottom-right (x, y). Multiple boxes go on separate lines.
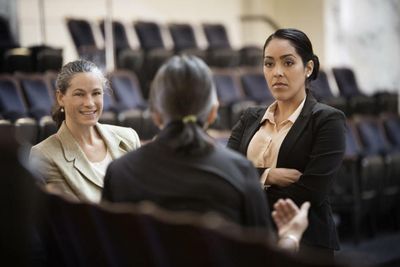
top-left (80, 110), bottom-right (97, 115)
top-left (272, 82), bottom-right (288, 88)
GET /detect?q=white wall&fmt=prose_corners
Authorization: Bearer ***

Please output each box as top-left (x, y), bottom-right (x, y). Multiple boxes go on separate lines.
top-left (325, 0), bottom-right (400, 94)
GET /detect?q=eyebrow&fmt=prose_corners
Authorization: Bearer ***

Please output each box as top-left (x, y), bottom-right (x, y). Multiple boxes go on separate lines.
top-left (264, 54), bottom-right (297, 59)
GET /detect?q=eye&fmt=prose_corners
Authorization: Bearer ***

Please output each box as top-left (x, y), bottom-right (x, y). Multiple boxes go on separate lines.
top-left (264, 61), bottom-right (274, 68)
top-left (73, 92), bottom-right (84, 97)
top-left (284, 60), bottom-right (294, 67)
top-left (93, 91), bottom-right (103, 96)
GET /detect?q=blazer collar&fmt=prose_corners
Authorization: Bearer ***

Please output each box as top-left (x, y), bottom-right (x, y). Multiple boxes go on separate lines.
top-left (56, 122), bottom-right (125, 187)
top-left (277, 91), bottom-right (317, 165)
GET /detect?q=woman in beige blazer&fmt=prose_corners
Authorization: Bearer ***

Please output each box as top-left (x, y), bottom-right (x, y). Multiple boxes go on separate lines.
top-left (30, 59), bottom-right (140, 203)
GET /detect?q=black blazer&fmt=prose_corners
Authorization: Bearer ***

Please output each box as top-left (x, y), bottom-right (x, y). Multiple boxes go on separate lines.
top-left (227, 92), bottom-right (346, 250)
top-left (102, 125), bottom-right (273, 231)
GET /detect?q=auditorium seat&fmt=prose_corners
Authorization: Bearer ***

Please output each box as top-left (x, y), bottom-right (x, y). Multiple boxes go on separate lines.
top-left (212, 68), bottom-right (255, 129)
top-left (0, 75), bottom-right (30, 121)
top-left (99, 20), bottom-right (143, 75)
top-left (168, 23), bottom-right (206, 59)
top-left (0, 16), bottom-right (19, 72)
top-left (309, 70), bottom-right (347, 114)
top-left (108, 70), bottom-right (158, 140)
top-left (17, 74), bottom-right (54, 121)
top-left (202, 23), bottom-right (240, 68)
top-left (202, 23), bottom-right (262, 67)
top-left (239, 67), bottom-right (274, 106)
top-left (3, 47), bottom-right (34, 73)
top-left (353, 115), bottom-right (400, 230)
top-left (331, 67), bottom-right (375, 115)
top-left (40, 193), bottom-right (339, 267)
top-left (66, 18), bottom-right (105, 69)
top-left (133, 21), bottom-right (173, 98)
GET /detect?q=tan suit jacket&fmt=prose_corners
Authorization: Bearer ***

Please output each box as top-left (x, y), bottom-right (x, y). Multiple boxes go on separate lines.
top-left (30, 122), bottom-right (140, 203)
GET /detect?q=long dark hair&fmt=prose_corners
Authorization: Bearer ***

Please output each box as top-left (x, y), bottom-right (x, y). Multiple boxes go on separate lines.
top-left (149, 55), bottom-right (218, 155)
top-left (263, 28), bottom-right (320, 82)
top-left (52, 59), bottom-right (107, 128)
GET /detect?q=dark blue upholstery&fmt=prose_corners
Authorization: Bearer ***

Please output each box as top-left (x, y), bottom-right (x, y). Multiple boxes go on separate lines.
top-left (310, 71), bottom-right (334, 100)
top-left (110, 72), bottom-right (147, 111)
top-left (240, 71), bottom-right (274, 105)
top-left (19, 77), bottom-right (54, 121)
top-left (169, 23), bottom-right (199, 51)
top-left (0, 77), bottom-right (28, 121)
top-left (383, 115), bottom-right (400, 150)
top-left (203, 24), bottom-right (231, 49)
top-left (332, 68), bottom-right (362, 98)
top-left (100, 20), bottom-right (130, 51)
top-left (213, 74), bottom-right (242, 105)
top-left (134, 21), bottom-right (165, 51)
top-left (356, 119), bottom-right (389, 155)
top-left (66, 19), bottom-right (97, 49)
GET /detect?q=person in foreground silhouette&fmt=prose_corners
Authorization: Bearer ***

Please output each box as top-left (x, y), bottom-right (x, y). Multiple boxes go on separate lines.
top-left (102, 55), bottom-right (310, 251)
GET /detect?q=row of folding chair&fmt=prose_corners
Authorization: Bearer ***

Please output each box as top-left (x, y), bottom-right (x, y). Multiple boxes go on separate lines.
top-left (66, 18), bottom-right (263, 98)
top-left (330, 113), bottom-right (400, 243)
top-left (310, 68), bottom-right (398, 116)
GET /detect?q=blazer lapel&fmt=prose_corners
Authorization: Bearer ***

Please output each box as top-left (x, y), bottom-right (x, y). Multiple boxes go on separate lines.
top-left (278, 93), bottom-right (317, 164)
top-left (240, 108), bottom-right (266, 154)
top-left (95, 123), bottom-right (130, 159)
top-left (57, 122), bottom-right (102, 187)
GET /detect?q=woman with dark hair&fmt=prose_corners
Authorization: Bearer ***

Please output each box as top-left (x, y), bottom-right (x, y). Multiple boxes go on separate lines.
top-left (102, 55), bottom-right (310, 251)
top-left (29, 59), bottom-right (140, 203)
top-left (227, 29), bottom-right (345, 261)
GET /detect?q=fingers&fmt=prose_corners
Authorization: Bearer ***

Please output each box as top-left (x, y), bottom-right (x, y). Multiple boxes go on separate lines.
top-left (300, 201), bottom-right (311, 215)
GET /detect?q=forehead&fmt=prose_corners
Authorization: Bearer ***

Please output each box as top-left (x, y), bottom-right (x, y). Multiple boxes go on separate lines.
top-left (264, 38), bottom-right (298, 58)
top-left (68, 72), bottom-right (103, 90)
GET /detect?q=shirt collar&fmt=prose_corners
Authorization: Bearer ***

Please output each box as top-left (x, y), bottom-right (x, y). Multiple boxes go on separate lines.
top-left (260, 97), bottom-right (306, 125)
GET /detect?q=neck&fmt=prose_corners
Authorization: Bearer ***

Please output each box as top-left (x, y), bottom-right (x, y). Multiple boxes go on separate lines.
top-left (275, 90), bottom-right (306, 120)
top-left (65, 121), bottom-right (99, 146)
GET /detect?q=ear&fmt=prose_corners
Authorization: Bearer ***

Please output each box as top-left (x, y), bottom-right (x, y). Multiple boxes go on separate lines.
top-left (56, 90), bottom-right (64, 107)
top-left (305, 60), bottom-right (314, 78)
top-left (206, 103), bottom-right (219, 126)
top-left (151, 111), bottom-right (163, 129)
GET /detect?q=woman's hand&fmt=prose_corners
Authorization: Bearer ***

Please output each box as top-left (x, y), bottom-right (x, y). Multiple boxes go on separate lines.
top-left (272, 198), bottom-right (310, 251)
top-left (266, 168), bottom-right (302, 187)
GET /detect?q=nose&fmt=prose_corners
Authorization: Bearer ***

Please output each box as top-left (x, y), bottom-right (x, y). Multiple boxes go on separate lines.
top-left (273, 64), bottom-right (284, 77)
top-left (83, 95), bottom-right (95, 107)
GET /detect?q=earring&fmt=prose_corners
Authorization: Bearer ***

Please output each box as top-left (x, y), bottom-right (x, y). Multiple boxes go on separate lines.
top-left (307, 73), bottom-right (311, 78)
top-left (60, 107), bottom-right (64, 113)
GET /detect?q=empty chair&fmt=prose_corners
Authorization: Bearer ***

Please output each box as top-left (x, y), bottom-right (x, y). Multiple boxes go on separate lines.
top-left (66, 18), bottom-right (105, 68)
top-left (202, 23), bottom-right (240, 67)
top-left (212, 69), bottom-right (255, 129)
top-left (331, 67), bottom-right (375, 115)
top-left (133, 21), bottom-right (173, 98)
top-left (15, 117), bottom-right (39, 145)
top-left (330, 121), bottom-right (361, 243)
top-left (109, 71), bottom-right (158, 140)
top-left (381, 113), bottom-right (400, 151)
top-left (17, 74), bottom-right (54, 121)
top-left (168, 23), bottom-right (205, 59)
top-left (353, 115), bottom-right (400, 229)
top-left (309, 70), bottom-right (347, 114)
top-left (239, 68), bottom-right (274, 106)
top-left (0, 75), bottom-right (29, 121)
top-left (99, 20), bottom-right (143, 74)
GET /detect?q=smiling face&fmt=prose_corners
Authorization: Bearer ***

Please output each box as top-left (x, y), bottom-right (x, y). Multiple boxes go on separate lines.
top-left (57, 72), bottom-right (104, 129)
top-left (263, 38), bottom-right (313, 104)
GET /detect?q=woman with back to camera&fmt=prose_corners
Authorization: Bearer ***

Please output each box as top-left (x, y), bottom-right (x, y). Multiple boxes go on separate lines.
top-left (30, 59), bottom-right (140, 203)
top-left (102, 55), bottom-right (310, 252)
top-left (227, 29), bottom-right (346, 261)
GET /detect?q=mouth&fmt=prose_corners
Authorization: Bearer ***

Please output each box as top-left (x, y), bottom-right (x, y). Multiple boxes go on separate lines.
top-left (272, 82), bottom-right (288, 88)
top-left (80, 110), bottom-right (97, 116)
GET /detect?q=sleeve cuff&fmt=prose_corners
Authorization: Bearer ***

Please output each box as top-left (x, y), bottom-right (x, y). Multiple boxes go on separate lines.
top-left (260, 168), bottom-right (271, 187)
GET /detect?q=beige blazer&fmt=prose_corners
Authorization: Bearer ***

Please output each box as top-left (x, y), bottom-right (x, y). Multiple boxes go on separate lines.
top-left (30, 122), bottom-right (140, 203)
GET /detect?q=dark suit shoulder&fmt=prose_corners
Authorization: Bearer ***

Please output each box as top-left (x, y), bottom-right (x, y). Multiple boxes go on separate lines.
top-left (312, 102), bottom-right (346, 120)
